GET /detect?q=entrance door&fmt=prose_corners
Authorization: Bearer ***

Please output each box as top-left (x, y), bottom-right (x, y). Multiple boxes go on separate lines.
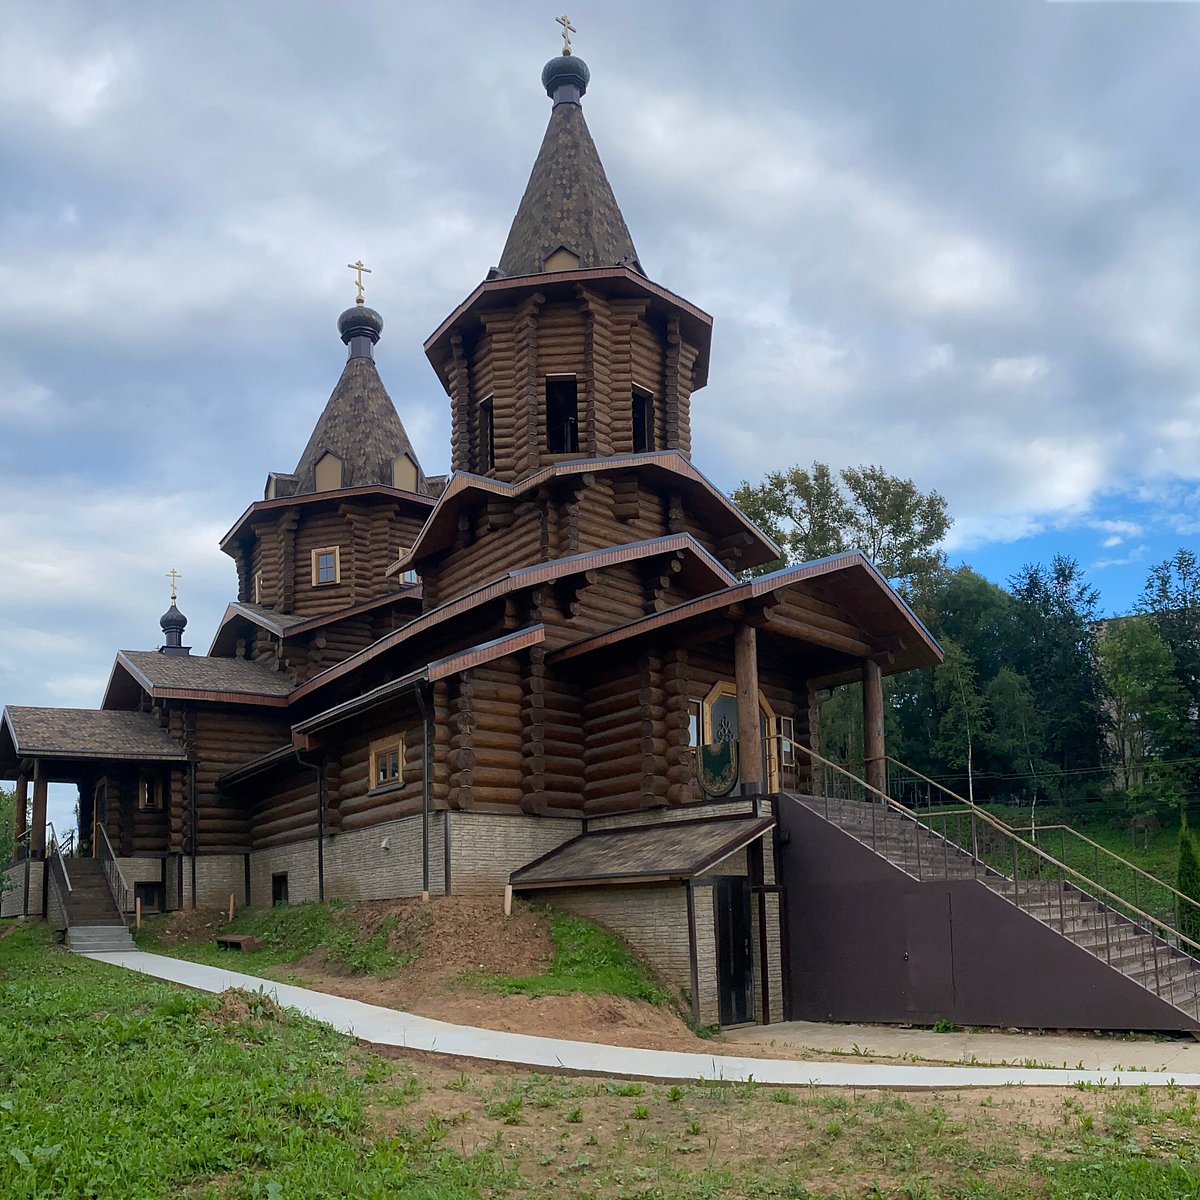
top-left (714, 876), bottom-right (754, 1025)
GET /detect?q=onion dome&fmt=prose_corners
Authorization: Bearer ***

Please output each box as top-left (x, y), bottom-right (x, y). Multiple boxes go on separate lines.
top-left (338, 303), bottom-right (384, 350)
top-left (159, 601), bottom-right (190, 656)
top-left (542, 53), bottom-right (590, 104)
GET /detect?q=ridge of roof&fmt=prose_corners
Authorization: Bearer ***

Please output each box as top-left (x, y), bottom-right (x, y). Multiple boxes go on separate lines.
top-left (498, 99), bottom-right (641, 278)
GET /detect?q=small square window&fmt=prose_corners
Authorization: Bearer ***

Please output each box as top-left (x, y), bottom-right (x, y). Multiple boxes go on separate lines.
top-left (311, 546), bottom-right (341, 586)
top-left (370, 736), bottom-right (404, 790)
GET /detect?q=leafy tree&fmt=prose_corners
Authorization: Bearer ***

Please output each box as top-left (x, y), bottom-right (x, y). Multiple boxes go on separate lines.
top-left (983, 667), bottom-right (1045, 804)
top-left (1098, 615), bottom-right (1191, 816)
top-left (1138, 549), bottom-right (1200, 709)
top-left (930, 639), bottom-right (988, 803)
top-left (1006, 557), bottom-right (1109, 803)
top-left (1178, 816), bottom-right (1200, 947)
top-left (732, 461), bottom-right (951, 591)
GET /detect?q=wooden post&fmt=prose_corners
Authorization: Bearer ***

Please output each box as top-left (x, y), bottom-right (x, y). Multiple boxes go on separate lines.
top-left (503, 883), bottom-right (513, 917)
top-left (228, 893), bottom-right (235, 923)
top-left (135, 896), bottom-right (142, 930)
top-left (735, 624), bottom-right (762, 794)
top-left (13, 774), bottom-right (27, 862)
top-left (862, 659), bottom-right (887, 799)
top-left (30, 771), bottom-right (47, 859)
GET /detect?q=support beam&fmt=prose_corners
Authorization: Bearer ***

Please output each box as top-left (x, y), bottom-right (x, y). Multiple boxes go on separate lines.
top-left (30, 772), bottom-right (47, 859)
top-left (735, 624), bottom-right (762, 795)
top-left (13, 774), bottom-right (27, 862)
top-left (862, 658), bottom-right (887, 799)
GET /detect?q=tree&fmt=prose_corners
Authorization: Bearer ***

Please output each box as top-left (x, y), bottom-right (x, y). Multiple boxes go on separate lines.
top-left (931, 640), bottom-right (988, 804)
top-left (983, 667), bottom-right (1045, 805)
top-left (732, 461), bottom-right (951, 592)
top-left (1098, 615), bottom-right (1190, 815)
top-left (1138, 549), bottom-right (1200, 709)
top-left (1006, 557), bottom-right (1109, 803)
top-left (1179, 816), bottom-right (1200, 948)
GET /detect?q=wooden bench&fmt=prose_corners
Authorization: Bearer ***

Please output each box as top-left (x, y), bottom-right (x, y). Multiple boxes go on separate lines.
top-left (215, 933), bottom-right (264, 952)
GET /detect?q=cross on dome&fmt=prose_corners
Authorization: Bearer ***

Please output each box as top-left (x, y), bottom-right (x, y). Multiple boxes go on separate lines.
top-left (556, 14), bottom-right (575, 55)
top-left (347, 259), bottom-right (372, 306)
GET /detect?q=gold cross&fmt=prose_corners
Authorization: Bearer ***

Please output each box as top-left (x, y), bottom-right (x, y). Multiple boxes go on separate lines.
top-left (556, 14), bottom-right (575, 55)
top-left (166, 569), bottom-right (182, 604)
top-left (347, 259), bottom-right (371, 305)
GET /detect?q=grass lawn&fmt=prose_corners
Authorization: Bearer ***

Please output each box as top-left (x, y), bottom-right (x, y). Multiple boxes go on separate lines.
top-left (7, 923), bottom-right (1200, 1197)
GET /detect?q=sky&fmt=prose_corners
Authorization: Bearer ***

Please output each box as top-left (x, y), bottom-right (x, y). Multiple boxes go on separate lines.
top-left (3, 1), bottom-right (1200, 827)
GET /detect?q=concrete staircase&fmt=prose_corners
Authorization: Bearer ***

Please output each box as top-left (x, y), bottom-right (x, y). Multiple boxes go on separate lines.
top-left (792, 793), bottom-right (1200, 1025)
top-left (61, 857), bottom-right (135, 953)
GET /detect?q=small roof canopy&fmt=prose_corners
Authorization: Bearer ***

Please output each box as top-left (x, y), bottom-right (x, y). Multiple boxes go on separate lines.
top-left (511, 814), bottom-right (774, 891)
top-left (0, 706), bottom-right (187, 775)
top-left (103, 650), bottom-right (294, 710)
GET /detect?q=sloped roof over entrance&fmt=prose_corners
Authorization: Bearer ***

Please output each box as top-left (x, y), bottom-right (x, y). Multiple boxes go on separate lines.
top-left (511, 814), bottom-right (774, 890)
top-left (0, 707), bottom-right (187, 769)
top-left (103, 651), bottom-right (293, 710)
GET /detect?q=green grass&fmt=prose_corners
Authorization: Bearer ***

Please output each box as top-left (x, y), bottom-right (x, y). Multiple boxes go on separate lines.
top-left (8, 922), bottom-right (1200, 1197)
top-left (465, 910), bottom-right (673, 1005)
top-left (134, 899), bottom-right (415, 977)
top-left (0, 925), bottom-right (508, 1199)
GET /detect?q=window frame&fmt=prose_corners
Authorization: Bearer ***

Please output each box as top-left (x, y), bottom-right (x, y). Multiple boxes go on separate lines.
top-left (545, 374), bottom-right (580, 454)
top-left (369, 734), bottom-right (405, 792)
top-left (311, 545), bottom-right (341, 587)
top-left (138, 775), bottom-right (162, 812)
top-left (632, 384), bottom-right (656, 453)
top-left (478, 395), bottom-right (495, 471)
top-left (253, 569), bottom-right (264, 605)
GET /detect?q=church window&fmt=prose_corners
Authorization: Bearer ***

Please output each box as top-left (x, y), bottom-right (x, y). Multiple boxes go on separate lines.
top-left (138, 775), bottom-right (161, 812)
top-left (311, 546), bottom-right (341, 586)
top-left (687, 699), bottom-right (702, 747)
top-left (546, 375), bottom-right (579, 453)
top-left (253, 570), bottom-right (264, 604)
top-left (370, 735), bottom-right (404, 790)
top-left (632, 386), bottom-right (655, 453)
top-left (479, 397), bottom-right (495, 471)
top-left (392, 453), bottom-right (418, 491)
top-left (314, 452), bottom-right (342, 492)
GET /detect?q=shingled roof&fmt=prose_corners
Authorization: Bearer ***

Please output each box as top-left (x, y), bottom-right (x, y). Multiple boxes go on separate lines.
top-left (1, 707), bottom-right (187, 763)
top-left (115, 651), bottom-right (294, 698)
top-left (498, 99), bottom-right (642, 277)
top-left (290, 356), bottom-right (429, 496)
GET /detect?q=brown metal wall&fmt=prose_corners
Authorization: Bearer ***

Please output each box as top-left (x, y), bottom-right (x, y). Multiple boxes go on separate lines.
top-left (778, 799), bottom-right (1194, 1032)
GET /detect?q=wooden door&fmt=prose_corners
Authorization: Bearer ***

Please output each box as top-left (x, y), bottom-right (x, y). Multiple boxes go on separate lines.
top-left (715, 876), bottom-right (754, 1026)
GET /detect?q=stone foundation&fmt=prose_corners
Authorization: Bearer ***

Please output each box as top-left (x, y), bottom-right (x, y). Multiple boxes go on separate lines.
top-left (1, 861), bottom-right (41, 918)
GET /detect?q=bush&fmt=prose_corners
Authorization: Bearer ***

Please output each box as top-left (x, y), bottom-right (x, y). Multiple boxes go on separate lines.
top-left (1176, 815), bottom-right (1200, 947)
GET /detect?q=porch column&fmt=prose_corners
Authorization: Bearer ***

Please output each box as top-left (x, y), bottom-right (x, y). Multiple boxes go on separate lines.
top-left (862, 659), bottom-right (887, 799)
top-left (30, 771), bottom-right (47, 859)
top-left (12, 774), bottom-right (27, 862)
top-left (735, 624), bottom-right (762, 795)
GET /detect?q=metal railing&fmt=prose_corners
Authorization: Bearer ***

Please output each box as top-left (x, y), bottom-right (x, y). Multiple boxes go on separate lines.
top-left (96, 824), bottom-right (130, 925)
top-left (45, 822), bottom-right (73, 925)
top-left (773, 736), bottom-right (1200, 1020)
top-left (882, 756), bottom-right (1200, 951)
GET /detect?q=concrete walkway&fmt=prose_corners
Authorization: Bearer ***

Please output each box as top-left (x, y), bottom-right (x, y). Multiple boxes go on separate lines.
top-left (87, 950), bottom-right (1200, 1089)
top-left (726, 1019), bottom-right (1200, 1074)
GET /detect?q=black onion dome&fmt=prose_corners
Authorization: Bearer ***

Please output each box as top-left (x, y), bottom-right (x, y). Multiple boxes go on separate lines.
top-left (337, 304), bottom-right (384, 344)
top-left (542, 53), bottom-right (590, 99)
top-left (160, 603), bottom-right (187, 634)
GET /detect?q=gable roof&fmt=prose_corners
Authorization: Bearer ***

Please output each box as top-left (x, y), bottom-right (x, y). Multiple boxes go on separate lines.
top-left (387, 452), bottom-right (780, 575)
top-left (102, 650), bottom-right (293, 710)
top-left (289, 355), bottom-right (430, 496)
top-left (292, 533), bottom-right (734, 704)
top-left (499, 99), bottom-right (641, 277)
top-left (549, 552), bottom-right (944, 675)
top-left (1, 706), bottom-right (187, 766)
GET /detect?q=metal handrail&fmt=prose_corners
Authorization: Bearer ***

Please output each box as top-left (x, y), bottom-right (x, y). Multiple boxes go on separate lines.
top-left (884, 756), bottom-right (1200, 931)
top-left (45, 823), bottom-right (72, 894)
top-left (778, 737), bottom-right (1200, 961)
top-left (95, 824), bottom-right (130, 925)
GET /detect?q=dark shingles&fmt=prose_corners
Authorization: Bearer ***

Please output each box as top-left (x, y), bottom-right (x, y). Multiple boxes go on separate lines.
top-left (118, 651), bottom-right (293, 697)
top-left (499, 101), bottom-right (642, 277)
top-left (3, 707), bottom-right (187, 761)
top-left (511, 816), bottom-right (773, 887)
top-left (289, 356), bottom-right (431, 496)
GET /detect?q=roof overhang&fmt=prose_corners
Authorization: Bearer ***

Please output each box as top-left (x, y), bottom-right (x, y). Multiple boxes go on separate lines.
top-left (424, 266), bottom-right (714, 391)
top-left (102, 651), bottom-right (292, 711)
top-left (0, 706), bottom-right (188, 776)
top-left (549, 552), bottom-right (944, 676)
top-left (387, 452), bottom-right (780, 575)
top-left (293, 534), bottom-right (734, 704)
top-left (219, 484), bottom-right (435, 555)
top-left (511, 813), bottom-right (774, 891)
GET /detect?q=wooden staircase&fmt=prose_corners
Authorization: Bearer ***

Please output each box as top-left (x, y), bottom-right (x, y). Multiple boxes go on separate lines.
top-left (791, 792), bottom-right (1200, 1026)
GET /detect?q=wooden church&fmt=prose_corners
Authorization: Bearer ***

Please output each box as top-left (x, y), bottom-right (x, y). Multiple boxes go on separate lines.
top-left (8, 33), bottom-right (1198, 1034)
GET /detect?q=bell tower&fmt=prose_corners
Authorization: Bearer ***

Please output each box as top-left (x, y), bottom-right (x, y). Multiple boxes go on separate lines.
top-left (424, 38), bottom-right (713, 483)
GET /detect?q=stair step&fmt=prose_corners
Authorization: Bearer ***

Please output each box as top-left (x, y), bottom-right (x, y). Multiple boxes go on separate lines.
top-left (66, 925), bottom-right (134, 953)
